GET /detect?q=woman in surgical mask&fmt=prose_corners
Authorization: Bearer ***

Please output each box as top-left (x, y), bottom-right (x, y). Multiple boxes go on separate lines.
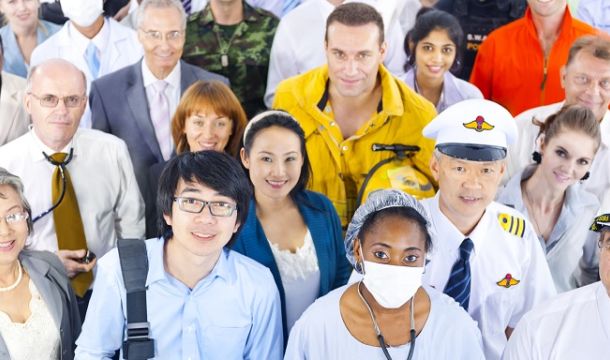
top-left (284, 189), bottom-right (485, 360)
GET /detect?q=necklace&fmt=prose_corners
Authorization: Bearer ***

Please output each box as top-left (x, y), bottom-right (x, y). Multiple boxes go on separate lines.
top-left (213, 22), bottom-right (243, 68)
top-left (0, 261), bottom-right (23, 292)
top-left (357, 281), bottom-right (416, 360)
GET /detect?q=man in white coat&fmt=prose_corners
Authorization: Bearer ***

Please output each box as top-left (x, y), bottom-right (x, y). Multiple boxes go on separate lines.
top-left (30, 0), bottom-right (143, 127)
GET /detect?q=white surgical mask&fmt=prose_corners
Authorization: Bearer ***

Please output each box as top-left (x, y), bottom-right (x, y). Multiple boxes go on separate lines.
top-left (60, 0), bottom-right (104, 28)
top-left (361, 260), bottom-right (424, 309)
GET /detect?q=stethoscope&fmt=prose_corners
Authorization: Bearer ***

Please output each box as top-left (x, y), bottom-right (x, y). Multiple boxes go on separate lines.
top-left (32, 148), bottom-right (74, 223)
top-left (357, 281), bottom-right (416, 360)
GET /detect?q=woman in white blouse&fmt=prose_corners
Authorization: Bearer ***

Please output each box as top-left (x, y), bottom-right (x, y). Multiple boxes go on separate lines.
top-left (0, 168), bottom-right (80, 359)
top-left (232, 111), bottom-right (351, 342)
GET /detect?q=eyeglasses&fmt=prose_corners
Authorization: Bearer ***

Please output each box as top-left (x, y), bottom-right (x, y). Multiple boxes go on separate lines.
top-left (28, 93), bottom-right (85, 108)
top-left (139, 29), bottom-right (184, 42)
top-left (1, 212), bottom-right (29, 225)
top-left (174, 197), bottom-right (237, 217)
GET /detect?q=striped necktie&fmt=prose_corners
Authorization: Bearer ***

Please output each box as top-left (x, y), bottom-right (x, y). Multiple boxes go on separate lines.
top-left (182, 0), bottom-right (192, 14)
top-left (50, 152), bottom-right (93, 297)
top-left (444, 238), bottom-right (474, 310)
top-left (282, 0), bottom-right (300, 16)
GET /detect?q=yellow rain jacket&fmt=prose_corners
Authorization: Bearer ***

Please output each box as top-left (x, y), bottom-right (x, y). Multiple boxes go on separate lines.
top-left (273, 65), bottom-right (437, 226)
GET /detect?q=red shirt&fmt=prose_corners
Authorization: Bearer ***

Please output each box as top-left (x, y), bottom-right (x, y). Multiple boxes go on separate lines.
top-left (470, 7), bottom-right (598, 116)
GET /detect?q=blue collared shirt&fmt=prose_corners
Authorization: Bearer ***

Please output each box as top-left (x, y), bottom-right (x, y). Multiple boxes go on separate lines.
top-left (0, 21), bottom-right (60, 78)
top-left (75, 237), bottom-right (283, 359)
top-left (577, 0), bottom-right (610, 33)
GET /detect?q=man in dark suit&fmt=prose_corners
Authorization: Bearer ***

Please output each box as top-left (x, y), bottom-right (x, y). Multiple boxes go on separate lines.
top-left (90, 0), bottom-right (228, 236)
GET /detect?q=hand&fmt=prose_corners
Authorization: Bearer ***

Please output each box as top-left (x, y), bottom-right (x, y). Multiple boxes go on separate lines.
top-left (56, 249), bottom-right (97, 278)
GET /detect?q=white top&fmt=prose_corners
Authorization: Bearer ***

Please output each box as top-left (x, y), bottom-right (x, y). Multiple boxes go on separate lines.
top-left (30, 18), bottom-right (143, 128)
top-left (0, 279), bottom-right (60, 360)
top-left (285, 284), bottom-right (485, 359)
top-left (269, 230), bottom-right (320, 331)
top-left (506, 101), bottom-right (610, 204)
top-left (421, 194), bottom-right (556, 360)
top-left (264, 0), bottom-right (408, 107)
top-left (0, 129), bottom-right (145, 264)
top-left (502, 282), bottom-right (610, 360)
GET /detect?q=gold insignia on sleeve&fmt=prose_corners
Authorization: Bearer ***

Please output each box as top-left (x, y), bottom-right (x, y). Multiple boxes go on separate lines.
top-left (498, 213), bottom-right (525, 238)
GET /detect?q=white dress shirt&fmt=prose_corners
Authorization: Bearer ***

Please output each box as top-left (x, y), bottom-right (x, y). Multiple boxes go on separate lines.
top-left (264, 0), bottom-right (408, 107)
top-left (0, 129), bottom-right (145, 262)
top-left (503, 281), bottom-right (610, 360)
top-left (421, 194), bottom-right (557, 360)
top-left (506, 101), bottom-right (610, 204)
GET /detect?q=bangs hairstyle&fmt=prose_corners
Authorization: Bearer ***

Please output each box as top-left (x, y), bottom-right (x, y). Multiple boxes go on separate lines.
top-left (359, 206), bottom-right (432, 252)
top-left (325, 2), bottom-right (385, 45)
top-left (404, 7), bottom-right (464, 73)
top-left (171, 80), bottom-right (247, 157)
top-left (242, 111), bottom-right (311, 200)
top-left (534, 105), bottom-right (601, 151)
top-left (157, 151), bottom-right (252, 246)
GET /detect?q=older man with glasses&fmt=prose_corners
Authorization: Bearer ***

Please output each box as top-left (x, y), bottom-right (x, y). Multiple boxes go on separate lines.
top-left (0, 58), bottom-right (145, 318)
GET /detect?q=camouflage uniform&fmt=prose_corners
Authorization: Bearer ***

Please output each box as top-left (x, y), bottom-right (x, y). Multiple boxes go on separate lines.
top-left (183, 2), bottom-right (279, 118)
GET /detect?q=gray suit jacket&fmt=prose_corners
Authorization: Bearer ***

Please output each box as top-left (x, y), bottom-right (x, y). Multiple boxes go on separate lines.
top-left (0, 250), bottom-right (81, 359)
top-left (90, 59), bottom-right (228, 236)
top-left (0, 71), bottom-right (28, 146)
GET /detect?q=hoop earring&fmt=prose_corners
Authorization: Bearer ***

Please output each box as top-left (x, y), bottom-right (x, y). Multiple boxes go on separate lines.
top-left (531, 151), bottom-right (542, 164)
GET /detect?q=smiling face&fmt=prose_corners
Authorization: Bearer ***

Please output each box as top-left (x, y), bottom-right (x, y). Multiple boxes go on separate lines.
top-left (0, 185), bottom-right (28, 267)
top-left (527, 0), bottom-right (567, 18)
top-left (431, 153), bottom-right (505, 231)
top-left (354, 213), bottom-right (427, 268)
top-left (325, 22), bottom-right (386, 99)
top-left (562, 51), bottom-right (610, 122)
top-left (0, 0), bottom-right (39, 30)
top-left (414, 28), bottom-right (456, 82)
top-left (184, 109), bottom-right (233, 152)
top-left (241, 126), bottom-right (304, 202)
top-left (163, 179), bottom-right (240, 259)
top-left (538, 129), bottom-right (597, 190)
top-left (138, 5), bottom-right (185, 78)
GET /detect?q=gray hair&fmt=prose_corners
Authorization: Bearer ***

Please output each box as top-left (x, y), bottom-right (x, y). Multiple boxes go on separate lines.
top-left (0, 168), bottom-right (33, 234)
top-left (136, 0), bottom-right (187, 30)
top-left (344, 189), bottom-right (432, 266)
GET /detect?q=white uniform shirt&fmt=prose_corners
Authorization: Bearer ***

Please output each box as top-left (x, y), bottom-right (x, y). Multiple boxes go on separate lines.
top-left (506, 101), bottom-right (610, 203)
top-left (285, 284), bottom-right (485, 359)
top-left (503, 281), bottom-right (610, 360)
top-left (264, 0), bottom-right (408, 107)
top-left (421, 194), bottom-right (556, 360)
top-left (0, 129), bottom-right (145, 262)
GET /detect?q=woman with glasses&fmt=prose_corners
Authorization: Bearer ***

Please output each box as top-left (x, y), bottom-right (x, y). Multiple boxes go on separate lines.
top-left (497, 105), bottom-right (601, 292)
top-left (503, 210), bottom-right (610, 359)
top-left (284, 189), bottom-right (484, 359)
top-left (233, 111), bottom-right (351, 342)
top-left (0, 0), bottom-right (59, 78)
top-left (0, 167), bottom-right (81, 360)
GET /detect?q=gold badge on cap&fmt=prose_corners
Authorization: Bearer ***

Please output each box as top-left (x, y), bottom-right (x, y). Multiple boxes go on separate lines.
top-left (590, 214), bottom-right (610, 232)
top-left (463, 115), bottom-right (495, 132)
top-left (498, 213), bottom-right (526, 238)
top-left (497, 273), bottom-right (520, 288)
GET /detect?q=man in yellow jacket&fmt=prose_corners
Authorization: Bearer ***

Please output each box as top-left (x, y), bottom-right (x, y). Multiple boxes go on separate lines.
top-left (273, 2), bottom-right (437, 227)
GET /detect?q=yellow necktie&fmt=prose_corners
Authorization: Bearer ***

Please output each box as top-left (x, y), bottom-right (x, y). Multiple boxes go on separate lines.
top-left (50, 152), bottom-right (92, 297)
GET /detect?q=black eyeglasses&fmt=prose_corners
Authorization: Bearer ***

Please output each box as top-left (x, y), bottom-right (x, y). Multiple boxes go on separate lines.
top-left (173, 197), bottom-right (237, 217)
top-left (28, 93), bottom-right (86, 108)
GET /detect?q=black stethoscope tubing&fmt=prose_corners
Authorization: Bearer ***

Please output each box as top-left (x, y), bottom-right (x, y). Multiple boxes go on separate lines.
top-left (32, 149), bottom-right (74, 223)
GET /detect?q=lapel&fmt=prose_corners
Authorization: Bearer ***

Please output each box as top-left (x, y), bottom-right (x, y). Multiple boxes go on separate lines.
top-left (179, 61), bottom-right (194, 94)
top-left (19, 255), bottom-right (62, 330)
top-left (127, 62), bottom-right (164, 160)
top-left (297, 196), bottom-right (329, 295)
top-left (105, 19), bottom-right (125, 71)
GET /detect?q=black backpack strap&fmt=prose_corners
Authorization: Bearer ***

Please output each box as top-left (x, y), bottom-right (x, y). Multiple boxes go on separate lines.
top-left (117, 239), bottom-right (155, 359)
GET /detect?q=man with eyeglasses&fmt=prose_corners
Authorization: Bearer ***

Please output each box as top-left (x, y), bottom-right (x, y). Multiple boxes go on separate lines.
top-left (30, 0), bottom-right (143, 128)
top-left (0, 58), bottom-right (145, 317)
top-left (503, 209), bottom-right (610, 359)
top-left (76, 150), bottom-right (283, 359)
top-left (90, 0), bottom-right (227, 237)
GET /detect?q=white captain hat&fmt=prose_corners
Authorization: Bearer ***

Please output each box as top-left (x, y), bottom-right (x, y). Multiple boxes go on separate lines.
top-left (423, 99), bottom-right (518, 162)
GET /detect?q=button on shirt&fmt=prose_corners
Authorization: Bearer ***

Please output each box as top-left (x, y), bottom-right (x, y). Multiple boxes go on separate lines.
top-left (75, 237), bottom-right (283, 359)
top-left (421, 194), bottom-right (556, 360)
top-left (503, 281), bottom-right (610, 360)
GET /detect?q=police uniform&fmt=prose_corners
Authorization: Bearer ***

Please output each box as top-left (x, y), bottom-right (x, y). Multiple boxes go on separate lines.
top-left (420, 99), bottom-right (557, 360)
top-left (502, 213), bottom-right (610, 360)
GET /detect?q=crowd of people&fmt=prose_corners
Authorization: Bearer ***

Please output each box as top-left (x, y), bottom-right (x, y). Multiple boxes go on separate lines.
top-left (0, 0), bottom-right (608, 359)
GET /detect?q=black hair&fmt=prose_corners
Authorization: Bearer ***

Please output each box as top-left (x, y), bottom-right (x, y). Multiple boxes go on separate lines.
top-left (243, 111), bottom-right (311, 202)
top-left (404, 7), bottom-right (464, 74)
top-left (359, 206), bottom-right (432, 252)
top-left (157, 151), bottom-right (252, 247)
